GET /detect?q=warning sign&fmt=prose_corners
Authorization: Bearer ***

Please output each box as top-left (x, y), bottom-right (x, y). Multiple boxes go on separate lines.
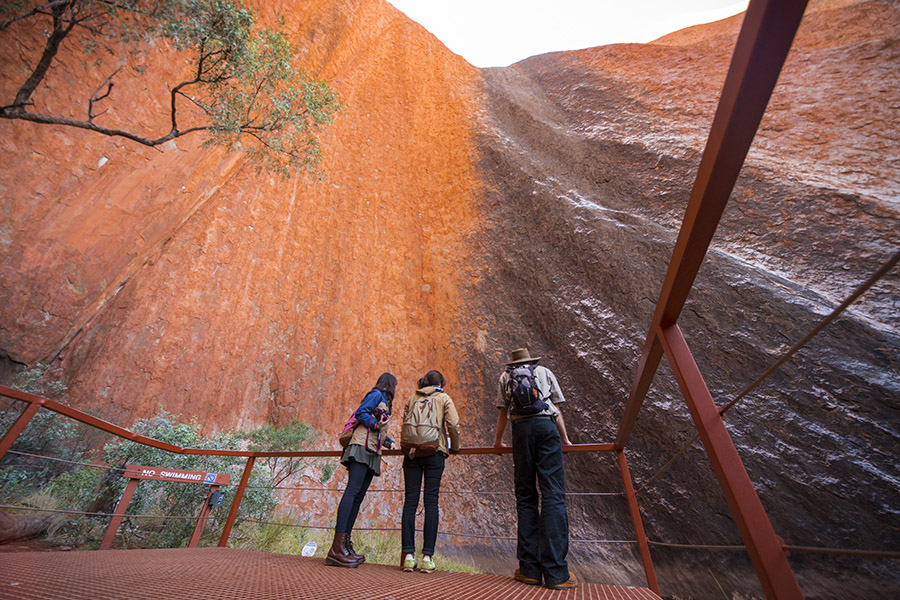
top-left (123, 465), bottom-right (230, 486)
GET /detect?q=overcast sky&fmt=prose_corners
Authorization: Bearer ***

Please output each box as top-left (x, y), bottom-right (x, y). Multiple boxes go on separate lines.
top-left (387, 0), bottom-right (750, 68)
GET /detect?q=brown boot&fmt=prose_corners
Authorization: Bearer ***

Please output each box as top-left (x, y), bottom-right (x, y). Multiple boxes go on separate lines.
top-left (325, 532), bottom-right (359, 568)
top-left (345, 533), bottom-right (365, 563)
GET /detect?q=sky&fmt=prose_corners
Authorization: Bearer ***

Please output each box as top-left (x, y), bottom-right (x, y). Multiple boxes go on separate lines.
top-left (387, 0), bottom-right (750, 68)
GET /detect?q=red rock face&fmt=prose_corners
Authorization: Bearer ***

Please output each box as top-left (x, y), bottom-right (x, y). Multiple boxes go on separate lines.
top-left (1, 0), bottom-right (483, 434)
top-left (2, 0), bottom-right (898, 596)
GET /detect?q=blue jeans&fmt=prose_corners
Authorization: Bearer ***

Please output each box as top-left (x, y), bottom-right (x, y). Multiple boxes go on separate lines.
top-left (335, 459), bottom-right (374, 534)
top-left (511, 416), bottom-right (569, 586)
top-left (401, 452), bottom-right (445, 556)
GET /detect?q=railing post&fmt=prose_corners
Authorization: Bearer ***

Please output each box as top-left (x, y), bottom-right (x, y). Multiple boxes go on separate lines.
top-left (100, 477), bottom-right (140, 550)
top-left (218, 456), bottom-right (255, 547)
top-left (659, 324), bottom-right (803, 599)
top-left (617, 449), bottom-right (660, 595)
top-left (0, 400), bottom-right (42, 461)
top-left (617, 0), bottom-right (809, 451)
top-left (189, 485), bottom-right (219, 548)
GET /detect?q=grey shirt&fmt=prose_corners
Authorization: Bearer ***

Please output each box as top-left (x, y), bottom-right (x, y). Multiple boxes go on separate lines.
top-left (497, 364), bottom-right (566, 421)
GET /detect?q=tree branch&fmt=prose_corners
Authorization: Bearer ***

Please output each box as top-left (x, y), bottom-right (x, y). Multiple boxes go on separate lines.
top-left (0, 0), bottom-right (70, 31)
top-left (0, 109), bottom-right (211, 147)
top-left (243, 129), bottom-right (299, 158)
top-left (12, 2), bottom-right (80, 109)
top-left (169, 76), bottom-right (205, 133)
top-left (88, 68), bottom-right (122, 122)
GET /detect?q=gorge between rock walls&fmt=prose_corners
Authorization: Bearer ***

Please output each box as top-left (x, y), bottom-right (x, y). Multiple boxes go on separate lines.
top-left (1, 0), bottom-right (897, 598)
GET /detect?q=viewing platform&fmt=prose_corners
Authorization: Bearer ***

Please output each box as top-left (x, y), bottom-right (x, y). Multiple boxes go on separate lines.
top-left (0, 547), bottom-right (661, 600)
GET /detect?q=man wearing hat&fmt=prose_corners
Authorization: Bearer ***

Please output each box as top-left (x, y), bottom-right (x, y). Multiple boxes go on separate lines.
top-left (493, 347), bottom-right (576, 590)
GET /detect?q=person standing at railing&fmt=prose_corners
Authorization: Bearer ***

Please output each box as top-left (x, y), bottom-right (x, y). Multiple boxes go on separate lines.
top-left (493, 347), bottom-right (577, 590)
top-left (326, 372), bottom-right (397, 568)
top-left (399, 370), bottom-right (461, 574)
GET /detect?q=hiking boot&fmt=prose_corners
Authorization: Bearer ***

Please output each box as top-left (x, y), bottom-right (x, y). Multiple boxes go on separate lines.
top-left (402, 553), bottom-right (417, 572)
top-left (325, 532), bottom-right (360, 568)
top-left (545, 572), bottom-right (578, 590)
top-left (513, 569), bottom-right (542, 585)
top-left (420, 555), bottom-right (436, 573)
top-left (345, 534), bottom-right (365, 563)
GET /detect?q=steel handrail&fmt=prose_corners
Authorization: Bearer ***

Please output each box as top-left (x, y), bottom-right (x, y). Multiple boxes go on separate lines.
top-left (0, 384), bottom-right (653, 584)
top-left (0, 385), bottom-right (613, 458)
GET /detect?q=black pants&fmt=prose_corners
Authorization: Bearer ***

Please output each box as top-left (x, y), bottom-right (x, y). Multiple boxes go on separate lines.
top-left (335, 459), bottom-right (374, 534)
top-left (512, 416), bottom-right (569, 586)
top-left (401, 452), bottom-right (445, 556)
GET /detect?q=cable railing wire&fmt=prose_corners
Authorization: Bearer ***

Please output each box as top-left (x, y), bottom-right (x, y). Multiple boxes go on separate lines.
top-left (2, 440), bottom-right (893, 560)
top-left (636, 249), bottom-right (900, 495)
top-left (2, 449), bottom-right (115, 471)
top-left (10, 502), bottom-right (896, 558)
top-left (0, 450), bottom-right (625, 498)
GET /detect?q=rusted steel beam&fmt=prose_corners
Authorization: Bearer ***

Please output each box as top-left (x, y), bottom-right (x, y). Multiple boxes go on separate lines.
top-left (617, 449), bottom-right (660, 595)
top-left (0, 385), bottom-right (47, 404)
top-left (659, 324), bottom-right (802, 599)
top-left (452, 443), bottom-right (617, 456)
top-left (189, 485), bottom-right (220, 548)
top-left (0, 385), bottom-right (183, 454)
top-left (99, 477), bottom-right (140, 550)
top-left (617, 335), bottom-right (664, 449)
top-left (180, 443), bottom-right (618, 459)
top-left (218, 456), bottom-right (255, 547)
top-left (0, 400), bottom-right (41, 461)
top-left (658, 0), bottom-right (809, 327)
top-left (616, 0), bottom-right (809, 448)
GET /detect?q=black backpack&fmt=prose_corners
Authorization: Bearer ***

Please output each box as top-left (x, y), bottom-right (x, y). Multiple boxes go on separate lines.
top-left (506, 364), bottom-right (549, 415)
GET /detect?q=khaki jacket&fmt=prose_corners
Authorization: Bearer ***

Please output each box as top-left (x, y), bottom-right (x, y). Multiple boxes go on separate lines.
top-left (402, 387), bottom-right (461, 456)
top-left (348, 400), bottom-right (392, 454)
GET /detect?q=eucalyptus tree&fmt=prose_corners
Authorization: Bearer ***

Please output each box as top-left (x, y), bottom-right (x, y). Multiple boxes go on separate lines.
top-left (0, 0), bottom-right (341, 177)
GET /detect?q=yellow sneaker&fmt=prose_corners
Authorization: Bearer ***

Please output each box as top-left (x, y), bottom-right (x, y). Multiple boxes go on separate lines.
top-left (402, 553), bottom-right (417, 572)
top-left (420, 555), bottom-right (436, 573)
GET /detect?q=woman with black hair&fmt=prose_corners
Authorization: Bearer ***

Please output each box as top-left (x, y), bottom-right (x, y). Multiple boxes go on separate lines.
top-left (399, 370), bottom-right (460, 573)
top-left (326, 372), bottom-right (397, 568)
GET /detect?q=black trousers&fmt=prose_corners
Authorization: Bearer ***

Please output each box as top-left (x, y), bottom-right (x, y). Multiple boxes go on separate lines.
top-left (335, 459), bottom-right (374, 534)
top-left (401, 452), bottom-right (446, 555)
top-left (512, 416), bottom-right (569, 586)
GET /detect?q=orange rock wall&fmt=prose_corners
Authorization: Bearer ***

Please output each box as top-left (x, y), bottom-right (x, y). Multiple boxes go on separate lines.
top-left (1, 0), bottom-right (483, 434)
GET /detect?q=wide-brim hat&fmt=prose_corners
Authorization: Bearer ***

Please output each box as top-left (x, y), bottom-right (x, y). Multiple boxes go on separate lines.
top-left (506, 347), bottom-right (540, 365)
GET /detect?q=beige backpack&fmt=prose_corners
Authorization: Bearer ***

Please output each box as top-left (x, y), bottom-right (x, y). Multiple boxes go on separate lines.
top-left (400, 393), bottom-right (442, 458)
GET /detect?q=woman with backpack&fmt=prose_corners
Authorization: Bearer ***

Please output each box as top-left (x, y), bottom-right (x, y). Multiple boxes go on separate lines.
top-left (326, 372), bottom-right (398, 568)
top-left (399, 370), bottom-right (460, 573)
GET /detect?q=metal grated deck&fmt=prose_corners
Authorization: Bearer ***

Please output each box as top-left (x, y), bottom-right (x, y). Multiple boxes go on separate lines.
top-left (0, 548), bottom-right (661, 600)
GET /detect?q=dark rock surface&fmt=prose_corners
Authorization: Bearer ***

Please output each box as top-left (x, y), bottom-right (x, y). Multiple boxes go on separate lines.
top-left (458, 1), bottom-right (898, 597)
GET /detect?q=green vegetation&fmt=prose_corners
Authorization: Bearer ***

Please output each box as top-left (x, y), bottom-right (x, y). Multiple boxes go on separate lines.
top-left (0, 403), bottom-right (480, 573)
top-left (0, 0), bottom-right (341, 178)
top-left (0, 406), bottom-right (337, 549)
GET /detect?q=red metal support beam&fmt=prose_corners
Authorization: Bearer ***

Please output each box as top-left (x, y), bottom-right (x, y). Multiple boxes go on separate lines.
top-left (189, 485), bottom-right (220, 548)
top-left (617, 0), bottom-right (809, 448)
top-left (0, 385), bottom-right (182, 454)
top-left (218, 456), bottom-right (255, 547)
top-left (0, 400), bottom-right (41, 461)
top-left (617, 449), bottom-right (660, 595)
top-left (659, 324), bottom-right (802, 599)
top-left (100, 477), bottom-right (140, 550)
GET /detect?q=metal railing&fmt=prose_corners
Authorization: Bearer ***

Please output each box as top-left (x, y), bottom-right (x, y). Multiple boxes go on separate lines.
top-left (615, 0), bottom-right (896, 598)
top-left (3, 381), bottom-right (899, 598)
top-left (2, 1), bottom-right (898, 599)
top-left (0, 385), bottom-right (655, 586)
